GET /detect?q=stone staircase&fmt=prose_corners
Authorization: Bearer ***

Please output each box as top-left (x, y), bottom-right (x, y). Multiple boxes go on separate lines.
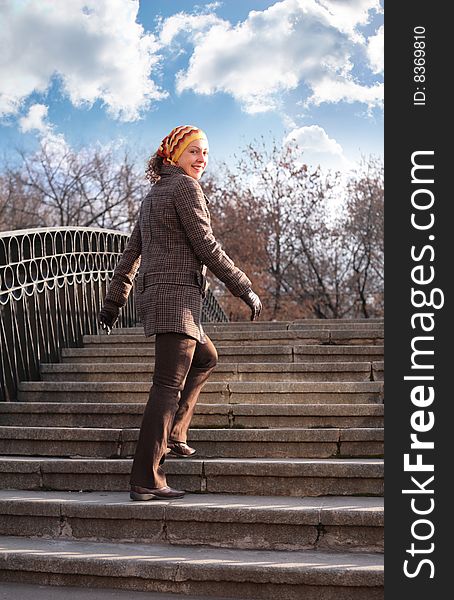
top-left (0, 319), bottom-right (384, 599)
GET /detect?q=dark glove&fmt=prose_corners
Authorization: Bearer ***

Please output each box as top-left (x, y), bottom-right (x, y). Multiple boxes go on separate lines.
top-left (239, 288), bottom-right (262, 321)
top-left (98, 299), bottom-right (121, 335)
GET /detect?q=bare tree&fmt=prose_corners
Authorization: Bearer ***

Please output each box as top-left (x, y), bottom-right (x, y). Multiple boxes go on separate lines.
top-left (0, 142), bottom-right (148, 232)
top-left (211, 138), bottom-right (323, 320)
top-left (0, 170), bottom-right (48, 231)
top-left (204, 144), bottom-right (383, 320)
top-left (201, 169), bottom-right (271, 321)
top-left (344, 157), bottom-right (384, 317)
top-left (287, 172), bottom-right (356, 319)
top-left (1, 139), bottom-right (383, 320)
top-left (289, 158), bottom-right (383, 319)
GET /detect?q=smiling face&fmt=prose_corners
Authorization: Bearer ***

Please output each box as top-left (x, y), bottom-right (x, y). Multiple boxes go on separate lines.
top-left (175, 138), bottom-right (209, 180)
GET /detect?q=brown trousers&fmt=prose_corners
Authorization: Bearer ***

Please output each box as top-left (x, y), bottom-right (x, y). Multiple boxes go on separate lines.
top-left (129, 332), bottom-right (218, 489)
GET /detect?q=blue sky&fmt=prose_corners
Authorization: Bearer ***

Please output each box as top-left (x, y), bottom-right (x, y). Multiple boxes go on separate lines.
top-left (0, 0), bottom-right (383, 173)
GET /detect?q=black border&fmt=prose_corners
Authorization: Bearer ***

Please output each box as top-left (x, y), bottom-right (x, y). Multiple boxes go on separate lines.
top-left (386, 3), bottom-right (451, 594)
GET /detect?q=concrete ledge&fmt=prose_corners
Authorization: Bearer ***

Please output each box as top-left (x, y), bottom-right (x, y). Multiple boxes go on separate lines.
top-left (226, 382), bottom-right (384, 405)
top-left (372, 362), bottom-right (384, 381)
top-left (295, 345), bottom-right (384, 363)
top-left (60, 344), bottom-right (384, 364)
top-left (0, 457), bottom-right (384, 496)
top-left (115, 320), bottom-right (383, 334)
top-left (0, 535), bottom-right (384, 599)
top-left (0, 427), bottom-right (123, 459)
top-left (0, 490), bottom-right (383, 553)
top-left (329, 330), bottom-right (383, 345)
top-left (85, 329), bottom-right (383, 347)
top-left (61, 345), bottom-right (294, 364)
top-left (0, 582), bottom-right (232, 600)
top-left (40, 361), bottom-right (376, 383)
top-left (287, 322), bottom-right (383, 331)
top-left (0, 426), bottom-right (383, 459)
top-left (16, 381), bottom-right (384, 405)
top-left (85, 331), bottom-right (331, 345)
top-left (1, 402), bottom-right (384, 429)
top-left (0, 317), bottom-right (385, 599)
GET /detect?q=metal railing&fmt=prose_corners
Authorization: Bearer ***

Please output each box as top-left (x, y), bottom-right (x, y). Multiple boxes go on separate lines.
top-left (0, 227), bottom-right (228, 402)
top-left (201, 285), bottom-right (229, 324)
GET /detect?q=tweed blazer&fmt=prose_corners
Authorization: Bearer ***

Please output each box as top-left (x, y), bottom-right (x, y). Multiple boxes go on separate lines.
top-left (105, 164), bottom-right (252, 342)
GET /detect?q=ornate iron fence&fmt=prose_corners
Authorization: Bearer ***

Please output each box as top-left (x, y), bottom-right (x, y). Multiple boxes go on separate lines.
top-left (0, 227), bottom-right (228, 402)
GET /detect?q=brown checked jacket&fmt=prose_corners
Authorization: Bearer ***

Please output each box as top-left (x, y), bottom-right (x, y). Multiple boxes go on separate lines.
top-left (104, 163), bottom-right (252, 342)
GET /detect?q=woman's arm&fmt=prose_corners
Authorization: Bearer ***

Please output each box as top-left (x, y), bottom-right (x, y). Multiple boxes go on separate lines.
top-left (173, 176), bottom-right (251, 297)
top-left (104, 217), bottom-right (142, 307)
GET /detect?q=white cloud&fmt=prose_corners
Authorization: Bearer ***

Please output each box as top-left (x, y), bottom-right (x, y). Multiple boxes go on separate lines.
top-left (367, 25), bottom-right (384, 74)
top-left (38, 131), bottom-right (71, 162)
top-left (163, 0), bottom-right (383, 114)
top-left (284, 125), bottom-right (354, 171)
top-left (159, 12), bottom-right (225, 45)
top-left (317, 0), bottom-right (383, 41)
top-left (18, 103), bottom-right (70, 159)
top-left (0, 0), bottom-right (166, 121)
top-left (19, 104), bottom-right (49, 133)
top-left (205, 2), bottom-right (223, 10)
top-left (308, 75), bottom-right (383, 109)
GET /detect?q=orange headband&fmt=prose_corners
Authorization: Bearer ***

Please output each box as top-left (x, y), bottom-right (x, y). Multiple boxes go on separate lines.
top-left (157, 125), bottom-right (207, 166)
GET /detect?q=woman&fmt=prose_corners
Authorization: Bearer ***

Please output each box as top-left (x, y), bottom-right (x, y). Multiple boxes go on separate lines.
top-left (98, 125), bottom-right (262, 502)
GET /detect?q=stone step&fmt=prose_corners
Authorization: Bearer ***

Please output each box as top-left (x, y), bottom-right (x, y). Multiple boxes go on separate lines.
top-left (0, 490), bottom-right (384, 553)
top-left (0, 403), bottom-right (384, 429)
top-left (0, 457), bottom-right (384, 496)
top-left (117, 320), bottom-right (384, 334)
top-left (39, 361), bottom-right (384, 383)
top-left (0, 536), bottom-right (384, 600)
top-left (0, 427), bottom-right (384, 459)
top-left (0, 582), bottom-right (237, 600)
top-left (88, 329), bottom-right (384, 347)
top-left (61, 344), bottom-right (384, 364)
top-left (16, 381), bottom-right (384, 405)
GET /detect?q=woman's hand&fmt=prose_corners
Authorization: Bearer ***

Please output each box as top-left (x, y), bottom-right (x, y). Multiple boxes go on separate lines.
top-left (240, 288), bottom-right (263, 321)
top-left (98, 299), bottom-right (121, 334)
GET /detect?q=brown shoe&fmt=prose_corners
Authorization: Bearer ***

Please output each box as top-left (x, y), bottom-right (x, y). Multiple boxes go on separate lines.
top-left (168, 441), bottom-right (196, 457)
top-left (130, 485), bottom-right (185, 501)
